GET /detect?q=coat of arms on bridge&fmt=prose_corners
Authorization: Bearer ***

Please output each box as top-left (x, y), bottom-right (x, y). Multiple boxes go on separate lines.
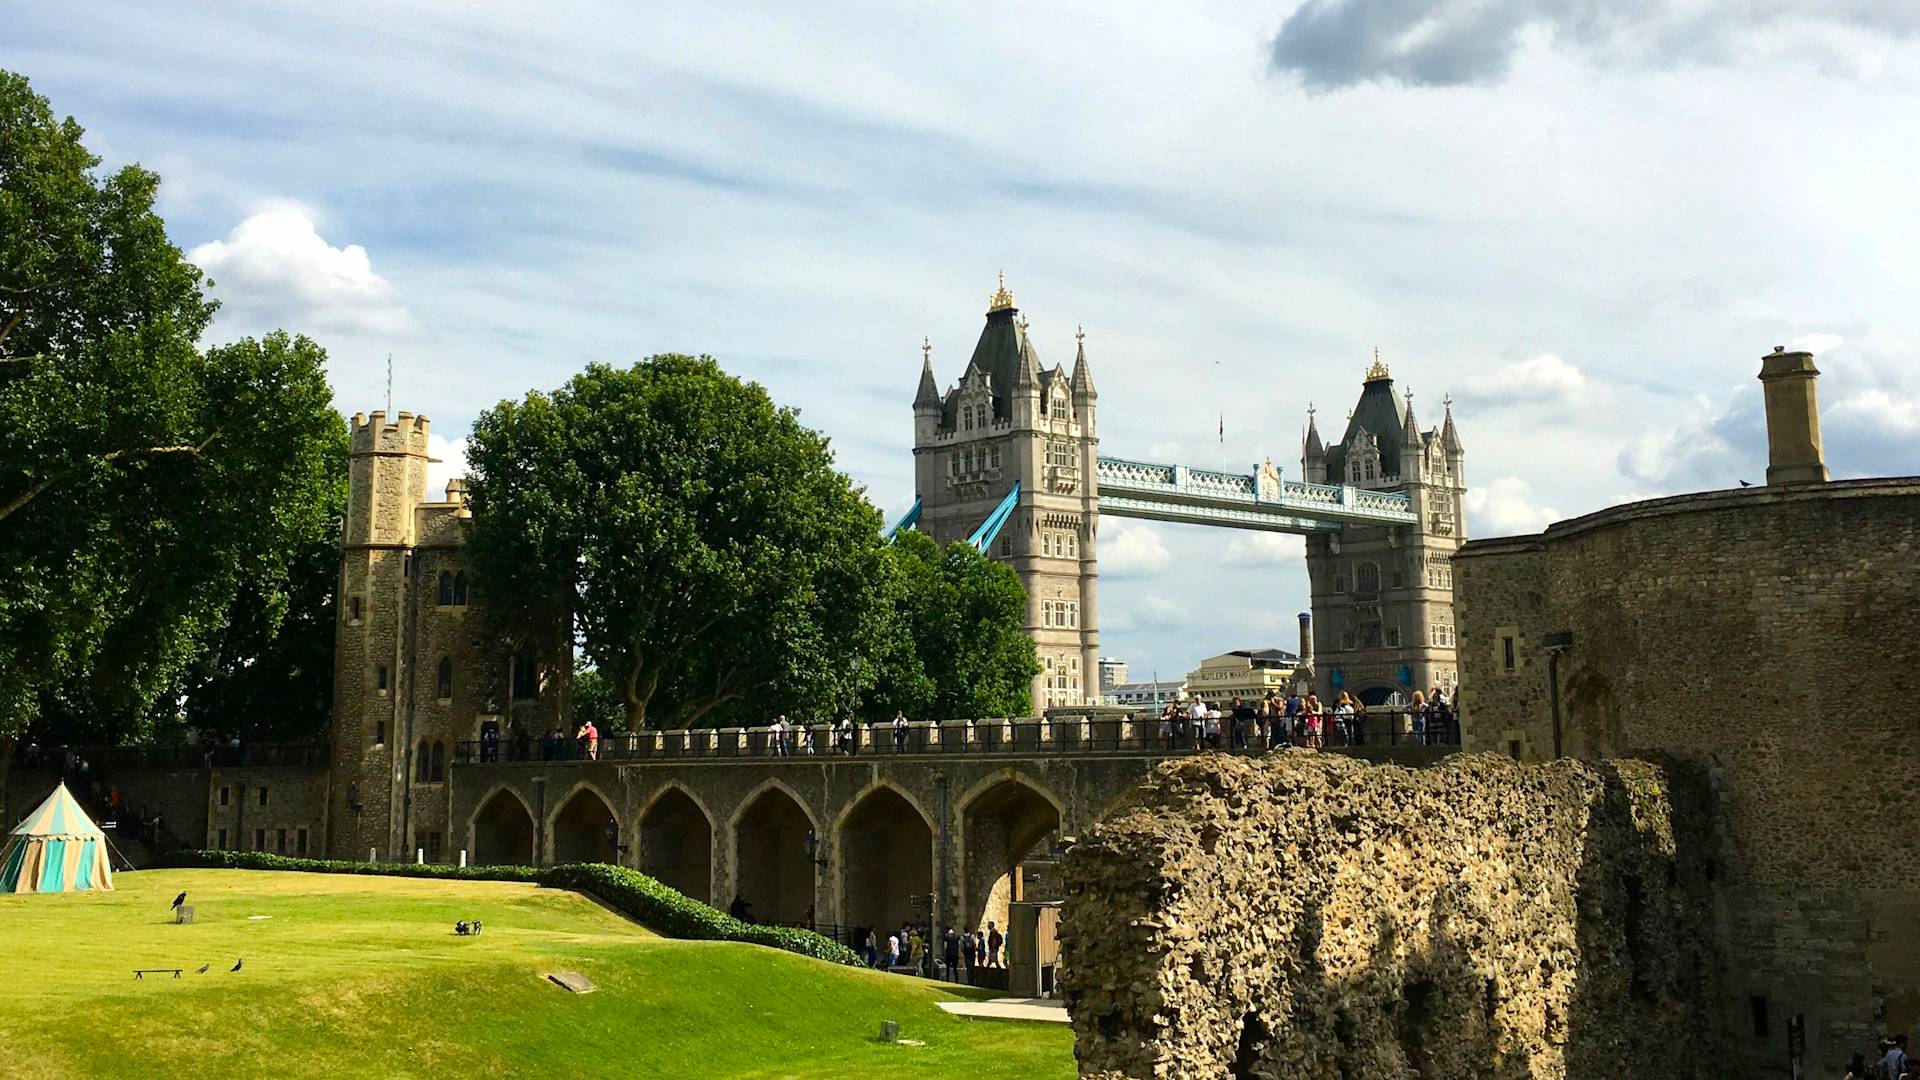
top-left (1256, 457), bottom-right (1281, 501)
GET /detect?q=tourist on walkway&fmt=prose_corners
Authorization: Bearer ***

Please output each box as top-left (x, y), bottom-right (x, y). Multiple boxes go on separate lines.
top-left (1281, 691), bottom-right (1302, 748)
top-left (943, 926), bottom-right (961, 979)
top-left (973, 929), bottom-right (987, 969)
top-left (576, 718), bottom-right (600, 760)
top-left (886, 933), bottom-right (900, 969)
top-left (1879, 1035), bottom-right (1908, 1080)
top-left (864, 928), bottom-right (878, 967)
top-left (1303, 693), bottom-right (1323, 749)
top-left (1333, 692), bottom-right (1357, 746)
top-left (798, 721), bottom-right (815, 756)
top-left (893, 710), bottom-right (909, 752)
top-left (837, 714), bottom-right (856, 755)
top-left (771, 714), bottom-right (791, 757)
top-left (986, 921), bottom-right (1004, 969)
top-left (1186, 697), bottom-right (1207, 751)
top-left (1407, 691), bottom-right (1427, 746)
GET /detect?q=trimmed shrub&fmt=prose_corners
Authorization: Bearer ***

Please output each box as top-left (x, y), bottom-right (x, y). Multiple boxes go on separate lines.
top-left (545, 863), bottom-right (861, 965)
top-left (153, 851), bottom-right (861, 965)
top-left (156, 850), bottom-right (545, 883)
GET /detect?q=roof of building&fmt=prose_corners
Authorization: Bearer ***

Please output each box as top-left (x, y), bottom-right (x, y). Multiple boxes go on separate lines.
top-left (1110, 680), bottom-right (1186, 693)
top-left (966, 305), bottom-right (1025, 419)
top-left (1323, 368), bottom-right (1407, 483)
top-left (1229, 647), bottom-right (1300, 666)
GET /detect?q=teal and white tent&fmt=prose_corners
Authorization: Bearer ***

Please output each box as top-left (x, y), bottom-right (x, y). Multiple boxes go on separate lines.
top-left (0, 782), bottom-right (114, 893)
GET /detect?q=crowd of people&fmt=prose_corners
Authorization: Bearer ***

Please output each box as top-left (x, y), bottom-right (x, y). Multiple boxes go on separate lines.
top-left (850, 920), bottom-right (1006, 979)
top-left (1155, 686), bottom-right (1457, 751)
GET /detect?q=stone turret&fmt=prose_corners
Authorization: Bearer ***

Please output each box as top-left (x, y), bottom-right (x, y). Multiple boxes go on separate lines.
top-left (1758, 346), bottom-right (1828, 485)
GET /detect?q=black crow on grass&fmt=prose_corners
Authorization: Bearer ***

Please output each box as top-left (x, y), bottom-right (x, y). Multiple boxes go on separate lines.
top-left (172, 892), bottom-right (187, 910)
top-left (230, 959), bottom-right (243, 972)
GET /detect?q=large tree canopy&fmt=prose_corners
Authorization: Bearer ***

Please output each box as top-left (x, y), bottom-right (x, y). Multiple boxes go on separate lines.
top-left (862, 529), bottom-right (1039, 723)
top-left (0, 71), bottom-right (347, 752)
top-left (466, 356), bottom-right (894, 729)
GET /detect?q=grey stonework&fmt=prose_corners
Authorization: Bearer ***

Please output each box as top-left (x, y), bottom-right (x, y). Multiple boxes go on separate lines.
top-left (1453, 477), bottom-right (1920, 1078)
top-left (1061, 752), bottom-right (1719, 1079)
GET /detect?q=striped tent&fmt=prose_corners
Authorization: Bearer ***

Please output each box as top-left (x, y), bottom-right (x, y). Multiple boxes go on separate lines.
top-left (1, 782), bottom-right (114, 893)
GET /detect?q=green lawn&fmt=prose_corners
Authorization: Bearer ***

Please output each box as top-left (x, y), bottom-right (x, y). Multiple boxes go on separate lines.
top-left (0, 869), bottom-right (1075, 1079)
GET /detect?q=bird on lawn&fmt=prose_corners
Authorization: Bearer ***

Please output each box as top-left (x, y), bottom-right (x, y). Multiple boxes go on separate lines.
top-left (230, 959), bottom-right (243, 972)
top-left (196, 964), bottom-right (209, 974)
top-left (172, 892), bottom-right (187, 911)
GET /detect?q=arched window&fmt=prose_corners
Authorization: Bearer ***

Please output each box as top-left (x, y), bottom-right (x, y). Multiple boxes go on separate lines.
top-left (436, 657), bottom-right (453, 699)
top-left (415, 740), bottom-right (432, 783)
top-left (437, 571), bottom-right (454, 605)
top-left (1356, 562), bottom-right (1380, 595)
top-left (430, 741), bottom-right (446, 782)
top-left (452, 571), bottom-right (468, 605)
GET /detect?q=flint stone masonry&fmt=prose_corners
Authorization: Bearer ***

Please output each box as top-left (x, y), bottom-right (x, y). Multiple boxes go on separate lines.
top-left (1061, 752), bottom-right (1717, 1080)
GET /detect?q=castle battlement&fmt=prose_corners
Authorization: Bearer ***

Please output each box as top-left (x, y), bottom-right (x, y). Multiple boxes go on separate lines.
top-left (349, 409), bottom-right (432, 455)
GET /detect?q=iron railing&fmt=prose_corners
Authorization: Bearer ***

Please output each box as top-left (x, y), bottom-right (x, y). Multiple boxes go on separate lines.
top-left (10, 743), bottom-right (331, 771)
top-left (454, 711), bottom-right (1458, 765)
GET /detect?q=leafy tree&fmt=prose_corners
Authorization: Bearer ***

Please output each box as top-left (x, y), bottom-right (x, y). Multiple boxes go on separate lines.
top-left (861, 530), bottom-right (1039, 722)
top-left (466, 356), bottom-right (893, 729)
top-left (571, 658), bottom-right (628, 735)
top-left (0, 71), bottom-right (346, 763)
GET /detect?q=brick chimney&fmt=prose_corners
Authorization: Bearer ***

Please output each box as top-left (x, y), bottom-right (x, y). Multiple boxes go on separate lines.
top-left (1757, 346), bottom-right (1828, 486)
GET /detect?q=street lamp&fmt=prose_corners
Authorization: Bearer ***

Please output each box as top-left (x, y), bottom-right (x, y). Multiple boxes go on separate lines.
top-left (803, 830), bottom-right (828, 869)
top-left (1542, 630), bottom-right (1575, 758)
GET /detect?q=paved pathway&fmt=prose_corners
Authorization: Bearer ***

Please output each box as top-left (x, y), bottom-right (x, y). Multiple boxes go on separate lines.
top-left (936, 997), bottom-right (1069, 1023)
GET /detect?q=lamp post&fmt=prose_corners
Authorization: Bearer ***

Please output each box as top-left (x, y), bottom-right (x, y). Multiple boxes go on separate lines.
top-left (1542, 630), bottom-right (1575, 758)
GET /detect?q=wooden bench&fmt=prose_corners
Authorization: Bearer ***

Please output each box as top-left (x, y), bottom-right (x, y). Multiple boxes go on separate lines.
top-left (133, 969), bottom-right (182, 979)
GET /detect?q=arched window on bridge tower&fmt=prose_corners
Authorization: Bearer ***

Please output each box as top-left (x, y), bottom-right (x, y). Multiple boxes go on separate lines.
top-left (1356, 561), bottom-right (1380, 597)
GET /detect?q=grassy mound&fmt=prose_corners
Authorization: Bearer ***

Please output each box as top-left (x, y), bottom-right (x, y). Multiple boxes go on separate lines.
top-left (0, 869), bottom-right (1072, 1079)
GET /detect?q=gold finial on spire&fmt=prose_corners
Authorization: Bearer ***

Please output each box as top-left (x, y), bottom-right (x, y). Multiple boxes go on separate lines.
top-left (1443, 392), bottom-right (1454, 410)
top-left (1365, 347), bottom-right (1390, 382)
top-left (988, 271), bottom-right (1016, 312)
top-left (922, 336), bottom-right (931, 362)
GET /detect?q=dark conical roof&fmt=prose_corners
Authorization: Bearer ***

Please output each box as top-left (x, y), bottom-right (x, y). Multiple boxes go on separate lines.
top-left (967, 307), bottom-right (1023, 419)
top-left (1070, 328), bottom-right (1096, 398)
top-left (913, 347), bottom-right (940, 409)
top-left (1322, 371), bottom-right (1407, 482)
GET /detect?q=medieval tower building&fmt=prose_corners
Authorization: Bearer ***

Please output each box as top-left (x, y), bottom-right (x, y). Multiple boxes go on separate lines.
top-left (1301, 356), bottom-right (1466, 704)
top-left (325, 410), bottom-right (560, 861)
top-left (911, 277), bottom-right (1101, 709)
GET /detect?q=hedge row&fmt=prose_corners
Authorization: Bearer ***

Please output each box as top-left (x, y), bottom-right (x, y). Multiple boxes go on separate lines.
top-left (544, 863), bottom-right (860, 965)
top-left (155, 850), bottom-right (860, 966)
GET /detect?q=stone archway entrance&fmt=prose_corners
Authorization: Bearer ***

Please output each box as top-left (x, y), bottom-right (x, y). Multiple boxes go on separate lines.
top-left (472, 788), bottom-right (535, 866)
top-left (837, 786), bottom-right (933, 939)
top-left (551, 786), bottom-right (618, 864)
top-left (640, 788), bottom-right (713, 903)
top-left (961, 777), bottom-right (1061, 934)
top-left (733, 786), bottom-right (815, 926)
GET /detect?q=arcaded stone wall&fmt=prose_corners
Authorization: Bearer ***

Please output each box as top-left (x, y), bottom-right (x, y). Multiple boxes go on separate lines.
top-left (1453, 478), bottom-right (1920, 1074)
top-left (1061, 752), bottom-right (1718, 1080)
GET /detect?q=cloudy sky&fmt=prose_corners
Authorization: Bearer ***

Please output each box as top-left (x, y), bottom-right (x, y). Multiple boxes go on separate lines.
top-left (10, 1), bottom-right (1919, 681)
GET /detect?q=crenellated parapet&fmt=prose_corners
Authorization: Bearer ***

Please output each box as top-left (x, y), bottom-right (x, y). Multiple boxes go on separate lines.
top-left (349, 409), bottom-right (433, 456)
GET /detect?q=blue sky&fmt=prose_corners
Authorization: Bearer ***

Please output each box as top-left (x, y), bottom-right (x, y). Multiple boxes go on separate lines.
top-left (9, 1), bottom-right (1919, 680)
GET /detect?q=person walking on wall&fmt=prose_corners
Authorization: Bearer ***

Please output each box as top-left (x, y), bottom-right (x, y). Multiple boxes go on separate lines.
top-left (893, 710), bottom-right (909, 752)
top-left (575, 719), bottom-right (599, 761)
top-left (837, 714), bottom-right (856, 755)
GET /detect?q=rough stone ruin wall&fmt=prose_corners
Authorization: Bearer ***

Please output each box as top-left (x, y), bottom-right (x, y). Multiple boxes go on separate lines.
top-left (1061, 752), bottom-right (1718, 1080)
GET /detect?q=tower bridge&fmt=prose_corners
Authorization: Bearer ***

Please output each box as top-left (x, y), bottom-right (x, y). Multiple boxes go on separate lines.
top-left (910, 275), bottom-right (1467, 710)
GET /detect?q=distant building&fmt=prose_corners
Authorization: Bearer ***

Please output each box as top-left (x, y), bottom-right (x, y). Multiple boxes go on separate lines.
top-left (1183, 649), bottom-right (1299, 703)
top-left (1107, 680), bottom-right (1186, 708)
top-left (1097, 657), bottom-right (1129, 694)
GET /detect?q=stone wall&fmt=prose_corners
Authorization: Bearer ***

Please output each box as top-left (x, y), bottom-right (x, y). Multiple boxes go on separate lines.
top-left (205, 766), bottom-right (330, 856)
top-left (1452, 477), bottom-right (1920, 1075)
top-left (1060, 752), bottom-right (1718, 1080)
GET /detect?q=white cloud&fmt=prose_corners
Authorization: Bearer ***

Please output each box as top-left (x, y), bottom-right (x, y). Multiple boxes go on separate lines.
top-left (1466, 477), bottom-right (1560, 537)
top-left (1829, 389), bottom-right (1920, 435)
top-left (190, 204), bottom-right (414, 336)
top-left (1100, 519), bottom-right (1171, 577)
top-left (1791, 332), bottom-right (1846, 355)
top-left (1458, 354), bottom-right (1598, 410)
top-left (1222, 532), bottom-right (1303, 567)
top-left (1616, 391), bottom-right (1753, 490)
top-left (425, 433), bottom-right (468, 502)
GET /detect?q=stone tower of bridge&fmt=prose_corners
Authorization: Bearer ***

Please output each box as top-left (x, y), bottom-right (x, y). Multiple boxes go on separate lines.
top-left (911, 276), bottom-right (1100, 709)
top-left (1300, 356), bottom-right (1466, 704)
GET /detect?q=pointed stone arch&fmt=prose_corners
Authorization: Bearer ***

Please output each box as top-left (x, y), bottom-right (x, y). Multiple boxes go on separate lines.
top-left (729, 779), bottom-right (819, 926)
top-left (832, 780), bottom-right (936, 942)
top-left (957, 769), bottom-right (1065, 935)
top-left (468, 783), bottom-right (536, 867)
top-left (638, 781), bottom-right (715, 904)
top-left (547, 780), bottom-right (620, 865)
